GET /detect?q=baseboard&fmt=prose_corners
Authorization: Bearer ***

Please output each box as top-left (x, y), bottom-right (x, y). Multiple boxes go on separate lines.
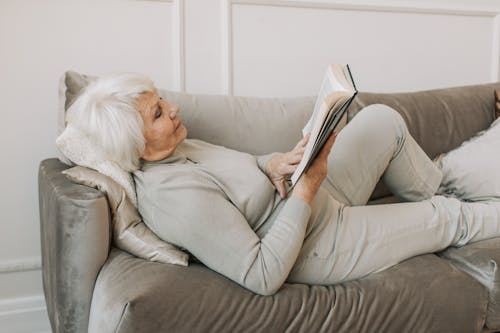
top-left (0, 295), bottom-right (51, 333)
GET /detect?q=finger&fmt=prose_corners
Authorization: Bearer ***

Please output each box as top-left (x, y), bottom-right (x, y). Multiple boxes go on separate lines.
top-left (282, 164), bottom-right (297, 174)
top-left (286, 150), bottom-right (303, 162)
top-left (294, 132), bottom-right (311, 149)
top-left (274, 181), bottom-right (287, 199)
top-left (302, 132), bottom-right (311, 145)
top-left (279, 163), bottom-right (298, 175)
top-left (292, 146), bottom-right (306, 155)
top-left (289, 145), bottom-right (306, 158)
top-left (288, 153), bottom-right (303, 165)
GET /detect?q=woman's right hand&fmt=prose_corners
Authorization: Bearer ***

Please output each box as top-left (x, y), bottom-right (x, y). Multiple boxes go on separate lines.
top-left (292, 132), bottom-right (337, 206)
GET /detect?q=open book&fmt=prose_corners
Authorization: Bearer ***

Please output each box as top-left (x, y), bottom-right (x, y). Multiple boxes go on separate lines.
top-left (291, 64), bottom-right (358, 185)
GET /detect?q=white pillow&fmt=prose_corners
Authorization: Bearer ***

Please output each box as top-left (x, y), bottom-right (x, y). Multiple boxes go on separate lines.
top-left (56, 124), bottom-right (138, 207)
top-left (437, 117), bottom-right (500, 201)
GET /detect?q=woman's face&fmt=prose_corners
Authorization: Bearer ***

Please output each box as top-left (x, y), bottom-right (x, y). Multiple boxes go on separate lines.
top-left (136, 90), bottom-right (187, 161)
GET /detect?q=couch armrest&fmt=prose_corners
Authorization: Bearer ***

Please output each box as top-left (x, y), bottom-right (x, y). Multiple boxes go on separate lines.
top-left (38, 158), bottom-right (111, 333)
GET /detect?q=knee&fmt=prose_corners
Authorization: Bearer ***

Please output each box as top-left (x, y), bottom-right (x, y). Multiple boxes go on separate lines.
top-left (355, 104), bottom-right (407, 137)
top-left (358, 104), bottom-right (404, 123)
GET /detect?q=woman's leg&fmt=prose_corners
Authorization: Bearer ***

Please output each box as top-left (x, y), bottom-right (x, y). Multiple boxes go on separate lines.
top-left (323, 104), bottom-right (442, 206)
top-left (332, 196), bottom-right (500, 283)
top-left (289, 195), bottom-right (500, 285)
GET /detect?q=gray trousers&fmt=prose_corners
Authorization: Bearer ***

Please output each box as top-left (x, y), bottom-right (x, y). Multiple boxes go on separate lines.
top-left (292, 104), bottom-right (500, 284)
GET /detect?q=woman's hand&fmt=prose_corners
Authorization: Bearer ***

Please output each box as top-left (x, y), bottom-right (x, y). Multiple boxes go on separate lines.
top-left (265, 134), bottom-right (310, 198)
top-left (292, 132), bottom-right (337, 206)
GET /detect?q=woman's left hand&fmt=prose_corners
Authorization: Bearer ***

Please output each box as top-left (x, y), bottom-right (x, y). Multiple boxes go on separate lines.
top-left (265, 133), bottom-right (310, 198)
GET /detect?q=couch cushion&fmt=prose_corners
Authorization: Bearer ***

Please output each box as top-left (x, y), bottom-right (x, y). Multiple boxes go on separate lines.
top-left (163, 90), bottom-right (315, 155)
top-left (348, 83), bottom-right (500, 160)
top-left (440, 238), bottom-right (500, 331)
top-left (89, 248), bottom-right (487, 333)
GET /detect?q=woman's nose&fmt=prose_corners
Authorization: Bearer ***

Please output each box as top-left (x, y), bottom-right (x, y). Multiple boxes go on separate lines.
top-left (168, 104), bottom-right (180, 119)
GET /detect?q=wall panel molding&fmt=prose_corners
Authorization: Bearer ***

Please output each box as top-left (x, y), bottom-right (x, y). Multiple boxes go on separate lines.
top-left (492, 14), bottom-right (500, 81)
top-left (231, 0), bottom-right (500, 17)
top-left (0, 257), bottom-right (41, 274)
top-left (221, 0), bottom-right (234, 95)
top-left (139, 0), bottom-right (185, 91)
top-left (0, 295), bottom-right (50, 332)
top-left (222, 0), bottom-right (500, 95)
top-left (172, 0), bottom-right (186, 92)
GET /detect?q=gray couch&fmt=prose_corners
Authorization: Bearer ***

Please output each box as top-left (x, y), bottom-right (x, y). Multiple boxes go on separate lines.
top-left (39, 80), bottom-right (500, 333)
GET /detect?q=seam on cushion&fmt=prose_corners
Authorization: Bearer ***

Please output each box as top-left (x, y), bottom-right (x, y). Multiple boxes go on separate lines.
top-left (477, 284), bottom-right (489, 333)
top-left (481, 296), bottom-right (489, 333)
top-left (114, 302), bottom-right (130, 333)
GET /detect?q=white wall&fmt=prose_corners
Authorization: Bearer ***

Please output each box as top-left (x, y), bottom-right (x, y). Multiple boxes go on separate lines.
top-left (1, 0), bottom-right (500, 331)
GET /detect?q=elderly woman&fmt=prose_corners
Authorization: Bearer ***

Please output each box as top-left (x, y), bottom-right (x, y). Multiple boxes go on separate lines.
top-left (68, 73), bottom-right (500, 296)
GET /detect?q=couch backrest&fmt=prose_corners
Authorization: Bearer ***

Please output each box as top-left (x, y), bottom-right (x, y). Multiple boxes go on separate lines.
top-left (62, 71), bottom-right (499, 159)
top-left (162, 90), bottom-right (315, 155)
top-left (163, 83), bottom-right (499, 159)
top-left (349, 83), bottom-right (500, 158)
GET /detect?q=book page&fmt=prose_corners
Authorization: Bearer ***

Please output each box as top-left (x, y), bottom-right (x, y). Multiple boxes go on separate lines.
top-left (292, 93), bottom-right (350, 185)
top-left (302, 65), bottom-right (350, 136)
top-left (332, 64), bottom-right (355, 92)
top-left (292, 64), bottom-right (357, 186)
top-left (292, 101), bottom-right (331, 185)
top-left (311, 95), bottom-right (349, 154)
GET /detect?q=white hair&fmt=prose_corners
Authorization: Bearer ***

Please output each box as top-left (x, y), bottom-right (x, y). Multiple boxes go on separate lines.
top-left (66, 72), bottom-right (155, 171)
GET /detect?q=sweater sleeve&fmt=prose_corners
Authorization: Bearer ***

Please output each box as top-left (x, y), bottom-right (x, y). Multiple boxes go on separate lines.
top-left (147, 182), bottom-right (311, 296)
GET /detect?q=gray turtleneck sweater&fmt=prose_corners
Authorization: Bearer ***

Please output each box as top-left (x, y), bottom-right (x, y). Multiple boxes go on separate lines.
top-left (134, 139), bottom-right (337, 295)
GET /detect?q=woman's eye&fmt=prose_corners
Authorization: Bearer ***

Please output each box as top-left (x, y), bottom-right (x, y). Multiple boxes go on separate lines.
top-left (154, 109), bottom-right (162, 119)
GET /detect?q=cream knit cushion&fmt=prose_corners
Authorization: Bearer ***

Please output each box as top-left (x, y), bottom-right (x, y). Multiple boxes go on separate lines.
top-left (56, 125), bottom-right (138, 207)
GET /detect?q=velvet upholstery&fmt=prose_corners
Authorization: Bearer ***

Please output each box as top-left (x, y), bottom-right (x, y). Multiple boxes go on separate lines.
top-left (39, 158), bottom-right (494, 333)
top-left (39, 159), bottom-right (110, 333)
top-left (440, 238), bottom-right (500, 331)
top-left (89, 249), bottom-right (486, 333)
top-left (349, 84), bottom-right (497, 158)
top-left (40, 80), bottom-right (500, 333)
